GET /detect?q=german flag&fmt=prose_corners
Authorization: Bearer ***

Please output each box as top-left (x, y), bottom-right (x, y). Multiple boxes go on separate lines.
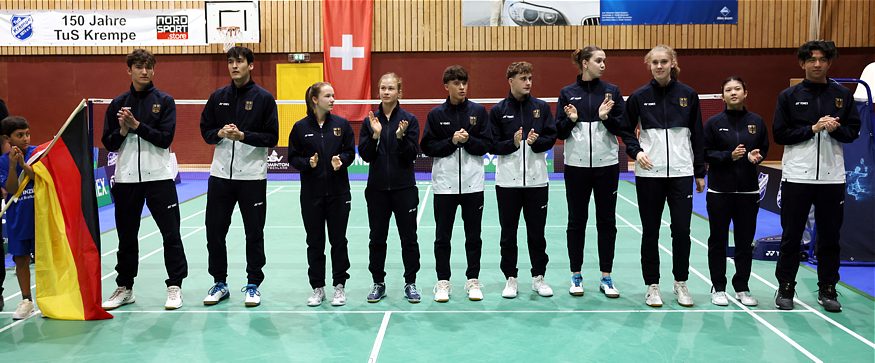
top-left (29, 100), bottom-right (112, 320)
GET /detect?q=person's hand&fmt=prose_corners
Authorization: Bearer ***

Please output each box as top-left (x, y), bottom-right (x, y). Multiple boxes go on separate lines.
top-left (636, 151), bottom-right (653, 170)
top-left (513, 127), bottom-right (523, 148)
top-left (9, 146), bottom-right (22, 165)
top-left (814, 116), bottom-right (839, 132)
top-left (563, 104), bottom-right (578, 122)
top-left (748, 149), bottom-right (763, 163)
top-left (331, 155), bottom-right (342, 171)
top-left (396, 120), bottom-right (409, 139)
top-left (526, 128), bottom-right (539, 145)
top-left (598, 98), bottom-right (614, 121)
top-left (309, 153), bottom-right (319, 168)
top-left (695, 178), bottom-right (706, 193)
top-left (731, 144), bottom-right (747, 161)
top-left (458, 129), bottom-right (469, 144)
top-left (824, 118), bottom-right (840, 132)
top-left (369, 112), bottom-right (381, 140)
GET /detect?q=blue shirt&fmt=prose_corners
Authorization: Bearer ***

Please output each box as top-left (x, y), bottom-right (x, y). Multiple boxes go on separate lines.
top-left (0, 145), bottom-right (36, 242)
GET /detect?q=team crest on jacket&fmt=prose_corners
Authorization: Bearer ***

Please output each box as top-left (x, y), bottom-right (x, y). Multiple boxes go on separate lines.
top-left (533, 109), bottom-right (541, 118)
top-left (333, 127), bottom-right (341, 136)
top-left (469, 116), bottom-right (477, 126)
top-left (835, 98), bottom-right (843, 109)
top-left (152, 104), bottom-right (161, 113)
top-left (747, 124), bottom-right (757, 134)
top-left (245, 101), bottom-right (254, 111)
top-left (679, 97), bottom-right (688, 107)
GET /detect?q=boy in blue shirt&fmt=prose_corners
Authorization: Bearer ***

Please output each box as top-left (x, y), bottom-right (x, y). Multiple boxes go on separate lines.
top-left (0, 116), bottom-right (36, 320)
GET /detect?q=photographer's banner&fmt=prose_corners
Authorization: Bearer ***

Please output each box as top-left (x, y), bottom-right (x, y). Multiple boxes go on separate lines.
top-left (462, 0), bottom-right (737, 26)
top-left (0, 10), bottom-right (206, 46)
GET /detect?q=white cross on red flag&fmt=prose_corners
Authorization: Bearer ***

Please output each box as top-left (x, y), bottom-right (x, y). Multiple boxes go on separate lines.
top-left (323, 0), bottom-right (372, 122)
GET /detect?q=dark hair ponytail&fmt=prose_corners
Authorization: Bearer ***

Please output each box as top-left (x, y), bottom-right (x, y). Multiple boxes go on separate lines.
top-left (305, 82), bottom-right (331, 117)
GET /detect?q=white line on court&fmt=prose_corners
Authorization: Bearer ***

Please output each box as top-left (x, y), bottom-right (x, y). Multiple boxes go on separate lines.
top-left (97, 309), bottom-right (815, 315)
top-left (614, 210), bottom-right (822, 363)
top-left (369, 312), bottom-right (392, 363)
top-left (616, 191), bottom-right (875, 350)
top-left (416, 184), bottom-right (432, 225)
top-left (194, 224), bottom-right (644, 229)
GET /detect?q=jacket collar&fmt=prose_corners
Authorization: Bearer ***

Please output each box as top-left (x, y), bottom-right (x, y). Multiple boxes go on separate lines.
top-left (649, 78), bottom-right (676, 90)
top-left (230, 79), bottom-right (256, 93)
top-left (129, 82), bottom-right (155, 97)
top-left (445, 97), bottom-right (469, 111)
top-left (506, 91), bottom-right (531, 106)
top-left (576, 75), bottom-right (602, 88)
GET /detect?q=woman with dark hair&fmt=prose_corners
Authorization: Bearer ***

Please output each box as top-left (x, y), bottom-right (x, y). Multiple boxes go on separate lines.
top-left (289, 82), bottom-right (355, 307)
top-left (704, 76), bottom-right (769, 307)
top-left (556, 45), bottom-right (626, 299)
top-left (623, 44), bottom-right (706, 308)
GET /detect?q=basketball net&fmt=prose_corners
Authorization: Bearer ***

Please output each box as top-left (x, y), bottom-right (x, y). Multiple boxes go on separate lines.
top-left (218, 26), bottom-right (241, 52)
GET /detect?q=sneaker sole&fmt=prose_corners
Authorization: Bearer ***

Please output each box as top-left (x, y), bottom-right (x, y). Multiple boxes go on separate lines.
top-left (569, 290), bottom-right (584, 297)
top-left (407, 298), bottom-right (421, 304)
top-left (102, 300), bottom-right (135, 311)
top-left (817, 298), bottom-right (842, 312)
top-left (331, 301), bottom-right (346, 306)
top-left (434, 298), bottom-right (449, 303)
top-left (646, 302), bottom-right (663, 307)
top-left (468, 296), bottom-right (483, 301)
top-left (677, 301), bottom-right (695, 307)
top-left (367, 295), bottom-right (385, 303)
top-left (203, 295), bottom-right (229, 306)
top-left (600, 286), bottom-right (620, 298)
top-left (245, 302), bottom-right (260, 307)
top-left (164, 305), bottom-right (182, 310)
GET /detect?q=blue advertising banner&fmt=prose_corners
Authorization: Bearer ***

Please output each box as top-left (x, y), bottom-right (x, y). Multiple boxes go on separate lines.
top-left (600, 0), bottom-right (738, 25)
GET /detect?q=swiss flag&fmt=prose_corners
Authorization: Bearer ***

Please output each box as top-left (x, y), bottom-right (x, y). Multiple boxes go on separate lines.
top-left (323, 0), bottom-right (372, 122)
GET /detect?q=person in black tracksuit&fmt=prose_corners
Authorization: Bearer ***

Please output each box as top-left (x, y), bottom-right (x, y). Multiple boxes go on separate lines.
top-left (773, 41), bottom-right (860, 313)
top-left (556, 46), bottom-right (627, 299)
top-left (623, 45), bottom-right (705, 308)
top-left (360, 73), bottom-right (422, 303)
top-left (289, 82), bottom-right (355, 307)
top-left (199, 47), bottom-right (279, 307)
top-left (101, 49), bottom-right (188, 310)
top-left (420, 65), bottom-right (491, 302)
top-left (704, 76), bottom-right (769, 307)
top-left (489, 62), bottom-right (558, 299)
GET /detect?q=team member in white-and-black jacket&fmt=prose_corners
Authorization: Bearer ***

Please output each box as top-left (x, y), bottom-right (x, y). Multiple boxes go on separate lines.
top-left (624, 45), bottom-right (705, 308)
top-left (199, 47), bottom-right (279, 308)
top-left (101, 49), bottom-right (188, 311)
top-left (704, 76), bottom-right (769, 308)
top-left (488, 62), bottom-right (557, 299)
top-left (289, 82), bottom-right (355, 307)
top-left (556, 46), bottom-right (627, 299)
top-left (421, 66), bottom-right (491, 302)
top-left (359, 73), bottom-right (422, 304)
top-left (773, 41), bottom-right (860, 313)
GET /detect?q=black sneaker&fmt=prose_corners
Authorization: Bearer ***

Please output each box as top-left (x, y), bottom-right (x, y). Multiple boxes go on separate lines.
top-left (404, 283), bottom-right (421, 303)
top-left (367, 283), bottom-right (387, 303)
top-left (817, 285), bottom-right (842, 313)
top-left (775, 281), bottom-right (796, 310)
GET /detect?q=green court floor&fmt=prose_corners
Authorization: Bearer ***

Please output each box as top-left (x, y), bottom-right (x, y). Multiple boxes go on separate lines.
top-left (2, 181), bottom-right (874, 362)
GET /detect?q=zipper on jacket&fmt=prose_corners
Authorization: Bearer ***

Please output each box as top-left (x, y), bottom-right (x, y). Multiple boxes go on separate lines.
top-left (137, 136), bottom-right (142, 182)
top-left (734, 115), bottom-right (740, 192)
top-left (230, 141), bottom-right (235, 179)
top-left (588, 84), bottom-right (593, 167)
top-left (662, 87), bottom-right (670, 177)
top-left (457, 109), bottom-right (463, 194)
top-left (520, 102), bottom-right (526, 187)
top-left (815, 95), bottom-right (822, 180)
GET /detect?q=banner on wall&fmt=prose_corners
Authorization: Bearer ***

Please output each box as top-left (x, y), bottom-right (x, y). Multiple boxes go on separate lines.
top-left (0, 10), bottom-right (206, 46)
top-left (461, 0), bottom-right (737, 26)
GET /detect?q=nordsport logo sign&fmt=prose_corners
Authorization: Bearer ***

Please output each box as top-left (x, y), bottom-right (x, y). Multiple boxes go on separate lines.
top-left (11, 14), bottom-right (34, 40)
top-left (156, 15), bottom-right (189, 40)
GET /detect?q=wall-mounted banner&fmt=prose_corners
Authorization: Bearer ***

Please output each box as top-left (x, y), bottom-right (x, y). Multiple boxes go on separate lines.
top-left (461, 0), bottom-right (737, 26)
top-left (0, 10), bottom-right (206, 46)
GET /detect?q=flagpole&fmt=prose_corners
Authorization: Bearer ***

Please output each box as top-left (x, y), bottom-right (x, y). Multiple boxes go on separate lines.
top-left (0, 99), bottom-right (86, 218)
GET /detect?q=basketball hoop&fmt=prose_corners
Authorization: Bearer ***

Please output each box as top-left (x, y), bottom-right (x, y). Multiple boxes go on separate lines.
top-left (217, 26), bottom-right (241, 52)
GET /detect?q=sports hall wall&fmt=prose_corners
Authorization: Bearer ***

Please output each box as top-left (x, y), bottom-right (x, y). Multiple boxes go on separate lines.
top-left (0, 0), bottom-right (873, 163)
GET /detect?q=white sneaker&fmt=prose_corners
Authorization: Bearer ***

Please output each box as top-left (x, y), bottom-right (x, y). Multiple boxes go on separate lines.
top-left (102, 286), bottom-right (135, 310)
top-left (502, 277), bottom-right (518, 299)
top-left (307, 287), bottom-right (325, 306)
top-left (12, 299), bottom-right (34, 320)
top-left (165, 286), bottom-right (183, 310)
top-left (711, 290), bottom-right (729, 306)
top-left (569, 273), bottom-right (584, 296)
top-left (532, 275), bottom-right (553, 297)
top-left (645, 284), bottom-right (663, 307)
top-left (331, 284), bottom-right (346, 306)
top-left (242, 284), bottom-right (261, 307)
top-left (433, 280), bottom-right (451, 303)
top-left (465, 279), bottom-right (483, 301)
top-left (673, 281), bottom-right (694, 307)
top-left (736, 291), bottom-right (759, 307)
top-left (203, 282), bottom-right (230, 306)
top-left (599, 276), bottom-right (621, 298)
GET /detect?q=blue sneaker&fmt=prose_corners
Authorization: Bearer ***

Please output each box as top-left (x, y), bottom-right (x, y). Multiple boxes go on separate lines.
top-left (569, 273), bottom-right (584, 296)
top-left (367, 283), bottom-right (387, 303)
top-left (600, 276), bottom-right (620, 298)
top-left (404, 283), bottom-right (421, 303)
top-left (242, 284), bottom-right (261, 307)
top-left (203, 282), bottom-right (230, 305)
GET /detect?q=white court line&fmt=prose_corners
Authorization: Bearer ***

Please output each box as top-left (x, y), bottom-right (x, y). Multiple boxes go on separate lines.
top-left (616, 191), bottom-right (875, 350)
top-left (368, 312), bottom-right (392, 363)
top-left (190, 224), bottom-right (644, 229)
top-left (100, 309), bottom-right (813, 315)
top-left (0, 186), bottom-right (285, 332)
top-left (416, 184), bottom-right (432, 225)
top-left (614, 210), bottom-right (822, 363)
